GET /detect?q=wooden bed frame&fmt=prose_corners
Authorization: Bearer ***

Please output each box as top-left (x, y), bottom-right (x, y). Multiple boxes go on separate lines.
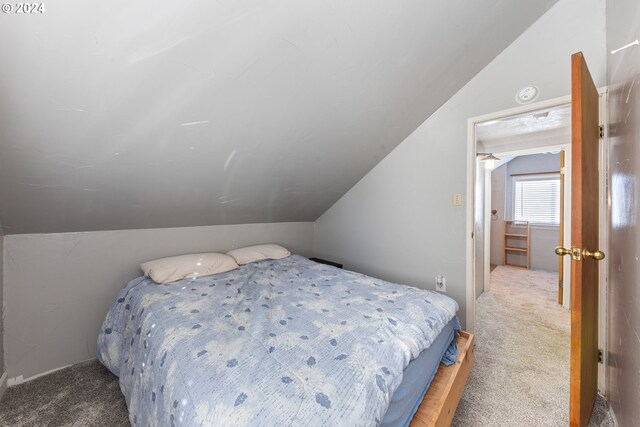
top-left (409, 331), bottom-right (475, 427)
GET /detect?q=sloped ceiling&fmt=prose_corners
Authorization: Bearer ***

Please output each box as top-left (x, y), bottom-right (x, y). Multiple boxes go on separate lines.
top-left (0, 0), bottom-right (557, 234)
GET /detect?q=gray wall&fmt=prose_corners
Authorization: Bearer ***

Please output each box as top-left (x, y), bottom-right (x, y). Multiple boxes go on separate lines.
top-left (313, 0), bottom-right (606, 329)
top-left (490, 153), bottom-right (560, 271)
top-left (3, 222), bottom-right (313, 381)
top-left (605, 0), bottom-right (640, 424)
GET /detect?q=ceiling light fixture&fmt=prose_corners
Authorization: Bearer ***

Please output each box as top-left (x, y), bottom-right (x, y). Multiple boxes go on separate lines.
top-left (515, 86), bottom-right (540, 104)
top-left (476, 152), bottom-right (500, 170)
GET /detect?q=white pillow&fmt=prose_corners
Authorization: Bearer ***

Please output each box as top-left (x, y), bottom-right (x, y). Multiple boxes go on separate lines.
top-left (140, 253), bottom-right (238, 284)
top-left (227, 244), bottom-right (291, 265)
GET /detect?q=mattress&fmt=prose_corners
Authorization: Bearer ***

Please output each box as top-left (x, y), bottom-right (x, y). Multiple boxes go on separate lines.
top-left (97, 255), bottom-right (459, 426)
top-left (381, 317), bottom-right (459, 427)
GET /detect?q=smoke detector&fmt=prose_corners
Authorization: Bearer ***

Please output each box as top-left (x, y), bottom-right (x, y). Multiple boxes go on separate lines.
top-left (515, 86), bottom-right (540, 104)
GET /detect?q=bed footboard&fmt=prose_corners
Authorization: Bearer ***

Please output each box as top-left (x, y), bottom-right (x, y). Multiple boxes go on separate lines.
top-left (409, 330), bottom-right (475, 427)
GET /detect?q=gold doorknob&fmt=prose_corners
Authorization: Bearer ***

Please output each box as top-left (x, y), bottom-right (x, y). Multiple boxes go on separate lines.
top-left (555, 246), bottom-right (605, 261)
top-left (582, 249), bottom-right (605, 261)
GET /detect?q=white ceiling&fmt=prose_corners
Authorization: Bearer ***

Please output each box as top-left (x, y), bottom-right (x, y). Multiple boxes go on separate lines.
top-left (476, 104), bottom-right (571, 142)
top-left (0, 0), bottom-right (557, 234)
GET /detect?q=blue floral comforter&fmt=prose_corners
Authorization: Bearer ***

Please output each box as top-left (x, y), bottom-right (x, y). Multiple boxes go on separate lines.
top-left (97, 255), bottom-right (459, 426)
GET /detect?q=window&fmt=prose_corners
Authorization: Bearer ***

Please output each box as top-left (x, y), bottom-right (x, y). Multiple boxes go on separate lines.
top-left (512, 173), bottom-right (560, 225)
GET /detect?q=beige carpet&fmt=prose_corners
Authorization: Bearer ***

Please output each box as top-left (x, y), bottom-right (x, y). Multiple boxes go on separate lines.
top-left (0, 359), bottom-right (129, 426)
top-left (452, 265), bottom-right (614, 426)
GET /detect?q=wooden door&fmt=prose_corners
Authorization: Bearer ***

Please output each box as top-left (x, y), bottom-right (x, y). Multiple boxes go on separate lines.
top-left (568, 52), bottom-right (604, 427)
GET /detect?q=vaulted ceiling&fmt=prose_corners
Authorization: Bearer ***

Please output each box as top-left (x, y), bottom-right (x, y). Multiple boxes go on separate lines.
top-left (0, 0), bottom-right (557, 234)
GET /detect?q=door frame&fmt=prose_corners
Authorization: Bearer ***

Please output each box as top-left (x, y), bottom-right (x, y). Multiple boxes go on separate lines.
top-left (597, 90), bottom-right (609, 395)
top-left (465, 91), bottom-right (609, 391)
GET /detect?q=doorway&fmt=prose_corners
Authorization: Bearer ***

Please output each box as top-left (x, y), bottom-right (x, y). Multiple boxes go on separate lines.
top-left (469, 103), bottom-right (575, 422)
top-left (465, 96), bottom-right (577, 333)
top-left (461, 52), bottom-right (612, 427)
top-left (466, 93), bottom-right (609, 374)
top-left (464, 87), bottom-right (610, 425)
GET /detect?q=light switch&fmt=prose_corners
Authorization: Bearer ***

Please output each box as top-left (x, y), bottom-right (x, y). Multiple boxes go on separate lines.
top-left (453, 193), bottom-right (463, 206)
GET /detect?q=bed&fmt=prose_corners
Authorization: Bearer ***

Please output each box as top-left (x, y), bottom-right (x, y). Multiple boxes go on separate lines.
top-left (98, 255), bottom-right (473, 426)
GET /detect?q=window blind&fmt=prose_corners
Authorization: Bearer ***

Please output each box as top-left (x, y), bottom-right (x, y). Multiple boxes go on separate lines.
top-left (513, 174), bottom-right (560, 225)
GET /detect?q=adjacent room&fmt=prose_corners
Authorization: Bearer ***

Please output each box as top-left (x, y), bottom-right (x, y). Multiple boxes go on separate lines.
top-left (1, 0), bottom-right (639, 426)
top-left (492, 153), bottom-right (562, 274)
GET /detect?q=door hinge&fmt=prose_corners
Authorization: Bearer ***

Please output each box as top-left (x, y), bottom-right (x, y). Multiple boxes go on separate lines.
top-left (599, 125), bottom-right (604, 139)
top-left (598, 349), bottom-right (603, 364)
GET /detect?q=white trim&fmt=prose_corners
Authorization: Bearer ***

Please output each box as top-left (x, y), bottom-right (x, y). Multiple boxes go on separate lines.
top-left (7, 364), bottom-right (71, 386)
top-left (4, 357), bottom-right (100, 387)
top-left (470, 95), bottom-right (571, 129)
top-left (465, 115), bottom-right (476, 333)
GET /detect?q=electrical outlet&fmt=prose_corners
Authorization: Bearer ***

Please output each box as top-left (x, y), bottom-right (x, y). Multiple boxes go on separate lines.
top-left (452, 193), bottom-right (463, 206)
top-left (435, 274), bottom-right (446, 292)
top-left (7, 375), bottom-right (24, 387)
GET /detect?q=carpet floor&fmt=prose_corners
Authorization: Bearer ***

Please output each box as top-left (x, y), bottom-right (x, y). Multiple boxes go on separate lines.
top-left (451, 265), bottom-right (613, 427)
top-left (0, 266), bottom-right (614, 426)
top-left (0, 360), bottom-right (129, 426)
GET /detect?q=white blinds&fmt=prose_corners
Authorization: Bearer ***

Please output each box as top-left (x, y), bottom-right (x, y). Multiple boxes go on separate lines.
top-left (513, 174), bottom-right (560, 225)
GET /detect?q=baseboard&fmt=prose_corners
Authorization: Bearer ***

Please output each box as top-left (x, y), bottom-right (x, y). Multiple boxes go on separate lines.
top-left (0, 371), bottom-right (7, 401)
top-left (7, 364), bottom-right (71, 387)
top-left (4, 357), bottom-right (101, 388)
